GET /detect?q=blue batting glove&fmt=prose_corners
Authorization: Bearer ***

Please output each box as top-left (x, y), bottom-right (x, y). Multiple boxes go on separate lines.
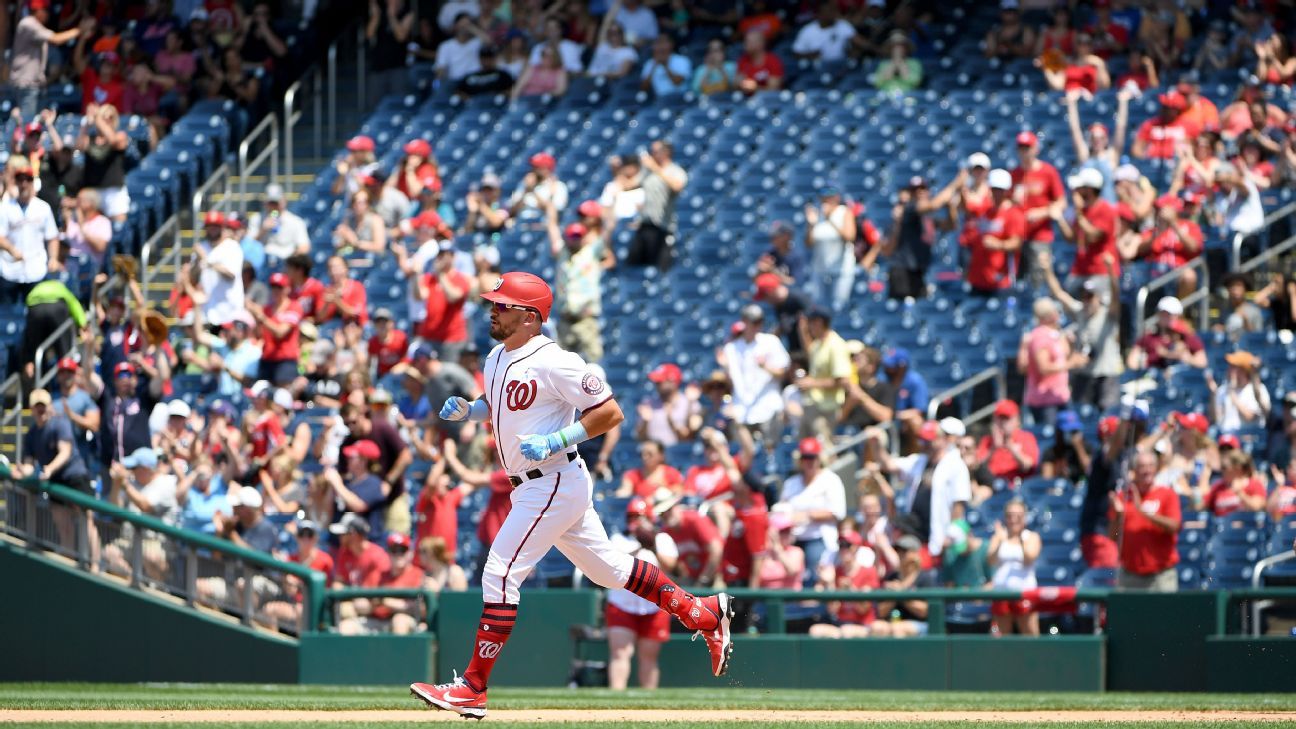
top-left (518, 433), bottom-right (562, 461)
top-left (440, 396), bottom-right (470, 422)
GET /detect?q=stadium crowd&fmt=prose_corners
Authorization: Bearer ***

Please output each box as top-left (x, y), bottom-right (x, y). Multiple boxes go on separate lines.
top-left (5, 0), bottom-right (1296, 668)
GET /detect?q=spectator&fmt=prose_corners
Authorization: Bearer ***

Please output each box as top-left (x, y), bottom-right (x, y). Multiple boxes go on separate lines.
top-left (617, 439), bottom-right (685, 499)
top-left (510, 153), bottom-right (569, 226)
top-left (660, 496), bottom-right (723, 587)
top-left (691, 39), bottom-right (737, 96)
top-left (547, 201), bottom-right (611, 363)
top-left (736, 29), bottom-right (784, 93)
top-left (330, 512), bottom-right (391, 587)
top-left (463, 172), bottom-right (509, 235)
top-left (964, 168), bottom-right (1024, 294)
top-left (1193, 20), bottom-right (1233, 74)
top-left (695, 369), bottom-right (735, 435)
top-left (247, 186), bottom-right (305, 262)
top-left (1213, 162), bottom-right (1265, 241)
top-left (263, 519), bottom-right (333, 629)
top-left (796, 310), bottom-right (851, 440)
top-left (1266, 392), bottom-right (1296, 469)
top-left (1110, 450), bottom-right (1181, 592)
top-left (419, 536), bottom-right (468, 593)
top-left (613, 0), bottom-right (659, 46)
top-left (1122, 194), bottom-right (1202, 292)
top-left (314, 255), bottom-right (368, 326)
top-left (339, 532), bottom-right (425, 635)
top-left (176, 453), bottom-right (230, 536)
top-left (977, 400), bottom-right (1040, 482)
top-left (415, 244), bottom-right (471, 360)
top-left (529, 18), bottom-right (585, 73)
top-left (600, 153), bottom-right (645, 224)
top-left (440, 437), bottom-right (512, 558)
top-left (511, 44), bottom-right (568, 100)
top-left (635, 363), bottom-right (700, 447)
top-left (434, 12), bottom-right (484, 84)
top-left (213, 486), bottom-right (278, 554)
top-left (209, 311), bottom-right (260, 397)
top-left (880, 347), bottom-right (928, 431)
top-left (1016, 297), bottom-right (1081, 427)
top-left (868, 534), bottom-right (931, 637)
top-left (1133, 91), bottom-right (1193, 160)
top-left (718, 305), bottom-right (790, 449)
top-left (11, 2), bottom-right (91, 120)
top-left (97, 362), bottom-right (158, 468)
top-left (987, 498), bottom-right (1041, 637)
top-left (1218, 273), bottom-right (1264, 338)
top-left (804, 186), bottom-right (857, 313)
top-left (248, 272), bottom-right (302, 387)
top-left (755, 513), bottom-right (806, 589)
top-left (839, 343), bottom-right (895, 431)
top-left (324, 440), bottom-right (390, 541)
top-left (1080, 416), bottom-right (1122, 568)
top-left (1266, 460), bottom-right (1296, 522)
top-left (1206, 350), bottom-right (1270, 435)
top-left (195, 211), bottom-right (245, 328)
top-left (52, 356), bottom-right (99, 466)
top-left (882, 176), bottom-right (946, 301)
top-left (888, 418), bottom-right (970, 559)
top-left (808, 531), bottom-right (882, 638)
top-left (756, 220), bottom-right (806, 286)
top-left (19, 280), bottom-right (85, 381)
top-left (0, 162), bottom-right (58, 294)
top-left (985, 1), bottom-right (1035, 59)
top-left (639, 35), bottom-right (691, 97)
top-left (333, 189), bottom-right (387, 255)
top-left (1055, 167), bottom-right (1120, 288)
top-left (626, 141), bottom-right (687, 271)
top-left (753, 273), bottom-right (811, 357)
top-left (1204, 449), bottom-right (1266, 518)
top-left (778, 437), bottom-right (847, 580)
top-left (871, 31), bottom-right (922, 92)
top-left (1127, 296), bottom-right (1207, 371)
top-left (456, 45), bottom-right (515, 97)
top-left (1113, 47), bottom-right (1158, 93)
top-left (1010, 131), bottom-right (1065, 285)
top-left (938, 519), bottom-right (990, 588)
top-left (60, 188), bottom-right (112, 284)
top-left (683, 428), bottom-right (739, 506)
top-left (19, 387), bottom-right (95, 554)
top-left (586, 19), bottom-right (638, 80)
top-left (605, 497), bottom-right (674, 691)
top-left (1041, 33), bottom-right (1111, 95)
top-left (1040, 250), bottom-right (1122, 411)
top-left (331, 135), bottom-right (378, 201)
top-left (792, 3), bottom-right (856, 63)
top-left (497, 31), bottom-right (529, 79)
top-left (367, 308), bottom-right (408, 381)
top-left (102, 446), bottom-right (177, 579)
top-left (719, 470), bottom-right (770, 589)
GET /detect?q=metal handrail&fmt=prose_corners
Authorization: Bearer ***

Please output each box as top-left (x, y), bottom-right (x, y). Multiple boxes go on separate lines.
top-left (283, 78), bottom-right (304, 196)
top-left (237, 113), bottom-right (281, 216)
top-left (0, 372), bottom-right (23, 460)
top-left (139, 216), bottom-right (181, 294)
top-left (1232, 201), bottom-right (1296, 271)
top-left (1134, 256), bottom-right (1210, 340)
top-left (357, 23), bottom-right (366, 116)
top-left (1248, 550), bottom-right (1296, 636)
top-left (926, 365), bottom-right (1005, 424)
top-left (193, 163), bottom-right (232, 228)
top-left (1238, 233), bottom-right (1296, 276)
top-left (1214, 585), bottom-right (1296, 636)
top-left (321, 587), bottom-right (439, 630)
top-left (327, 40), bottom-right (337, 149)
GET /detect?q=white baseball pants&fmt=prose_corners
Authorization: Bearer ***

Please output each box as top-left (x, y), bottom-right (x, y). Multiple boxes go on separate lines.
top-left (482, 459), bottom-right (633, 604)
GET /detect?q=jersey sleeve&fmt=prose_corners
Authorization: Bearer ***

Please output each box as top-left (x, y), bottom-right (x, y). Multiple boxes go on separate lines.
top-left (545, 349), bottom-right (614, 412)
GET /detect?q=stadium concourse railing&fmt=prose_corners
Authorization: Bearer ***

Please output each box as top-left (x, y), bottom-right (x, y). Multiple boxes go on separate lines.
top-left (1134, 256), bottom-right (1210, 340)
top-left (1231, 201), bottom-right (1296, 271)
top-left (0, 470), bottom-right (439, 637)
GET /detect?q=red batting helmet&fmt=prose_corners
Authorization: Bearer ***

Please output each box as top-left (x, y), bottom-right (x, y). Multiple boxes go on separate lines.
top-left (481, 271), bottom-right (554, 321)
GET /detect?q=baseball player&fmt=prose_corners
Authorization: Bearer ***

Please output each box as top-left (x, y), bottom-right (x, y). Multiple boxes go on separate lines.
top-left (411, 272), bottom-right (734, 720)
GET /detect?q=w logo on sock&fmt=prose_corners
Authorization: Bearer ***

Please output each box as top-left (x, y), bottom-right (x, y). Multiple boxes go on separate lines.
top-left (477, 640), bottom-right (502, 659)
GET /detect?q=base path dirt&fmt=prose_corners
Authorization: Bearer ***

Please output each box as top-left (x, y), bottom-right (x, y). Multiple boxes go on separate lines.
top-left (3, 710), bottom-right (1295, 724)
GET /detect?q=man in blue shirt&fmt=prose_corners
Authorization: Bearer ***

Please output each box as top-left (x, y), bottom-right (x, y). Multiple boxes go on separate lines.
top-left (640, 35), bottom-right (691, 96)
top-left (22, 387), bottom-right (97, 561)
top-left (52, 356), bottom-right (100, 475)
top-left (178, 455), bottom-right (230, 535)
top-left (882, 347), bottom-right (929, 429)
top-left (324, 439), bottom-right (390, 542)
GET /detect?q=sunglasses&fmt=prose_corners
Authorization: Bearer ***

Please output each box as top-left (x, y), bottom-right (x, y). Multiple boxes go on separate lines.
top-left (492, 302), bottom-right (536, 315)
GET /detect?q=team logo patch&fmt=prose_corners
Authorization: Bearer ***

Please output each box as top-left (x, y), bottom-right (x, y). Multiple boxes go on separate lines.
top-left (477, 640), bottom-right (502, 659)
top-left (493, 278), bottom-right (504, 291)
top-left (505, 380), bottom-right (538, 411)
top-left (581, 373), bottom-right (605, 396)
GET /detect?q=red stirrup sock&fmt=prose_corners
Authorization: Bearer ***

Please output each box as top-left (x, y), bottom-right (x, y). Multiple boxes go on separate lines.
top-left (623, 557), bottom-right (718, 631)
top-left (462, 602), bottom-right (517, 691)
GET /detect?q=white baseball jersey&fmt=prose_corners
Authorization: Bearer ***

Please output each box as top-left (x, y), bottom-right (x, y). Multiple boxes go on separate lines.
top-left (482, 334), bottom-right (612, 477)
top-left (606, 531), bottom-right (678, 615)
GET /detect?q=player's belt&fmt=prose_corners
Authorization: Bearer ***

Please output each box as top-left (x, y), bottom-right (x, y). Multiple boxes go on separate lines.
top-left (508, 451), bottom-right (578, 487)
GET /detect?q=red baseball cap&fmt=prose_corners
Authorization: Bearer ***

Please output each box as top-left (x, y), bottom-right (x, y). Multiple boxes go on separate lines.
top-left (529, 152), bottom-right (556, 170)
top-left (563, 223), bottom-right (587, 241)
top-left (403, 139), bottom-right (432, 158)
top-left (1169, 318), bottom-right (1193, 336)
top-left (754, 273), bottom-right (782, 301)
top-left (647, 363), bottom-right (683, 384)
top-left (994, 399), bottom-right (1020, 418)
top-left (917, 421), bottom-right (941, 441)
top-left (56, 356), bottom-right (78, 372)
top-left (386, 532), bottom-right (411, 549)
top-left (577, 200), bottom-right (603, 218)
top-left (346, 135), bottom-right (375, 152)
top-left (413, 210), bottom-right (444, 230)
top-left (1016, 130), bottom-right (1038, 147)
top-left (729, 321), bottom-right (746, 337)
top-left (626, 497), bottom-right (653, 520)
top-left (342, 439), bottom-right (381, 460)
top-left (225, 213), bottom-right (244, 231)
top-left (1181, 190), bottom-right (1204, 206)
top-left (1218, 434), bottom-right (1241, 450)
top-left (23, 121), bottom-right (42, 136)
top-left (480, 271), bottom-right (554, 321)
top-left (28, 0), bottom-right (50, 10)
top-left (838, 531), bottom-right (864, 547)
top-left (1098, 415), bottom-right (1120, 439)
top-left (1174, 411), bottom-right (1209, 434)
top-left (420, 175), bottom-right (442, 193)
top-left (268, 272), bottom-right (290, 288)
top-left (1158, 91), bottom-right (1187, 110)
top-left (203, 211), bottom-right (226, 227)
top-left (1088, 122), bottom-right (1108, 137)
top-left (798, 437), bottom-right (823, 456)
top-left (1116, 202), bottom-right (1137, 222)
top-left (113, 362), bottom-right (136, 377)
top-left (1155, 193), bottom-right (1184, 212)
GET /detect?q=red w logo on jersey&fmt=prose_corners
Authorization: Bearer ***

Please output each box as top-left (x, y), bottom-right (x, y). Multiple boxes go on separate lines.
top-left (505, 380), bottom-right (538, 411)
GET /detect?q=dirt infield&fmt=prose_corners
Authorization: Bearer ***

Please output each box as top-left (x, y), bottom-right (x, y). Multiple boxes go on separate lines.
top-left (2, 710), bottom-right (1294, 724)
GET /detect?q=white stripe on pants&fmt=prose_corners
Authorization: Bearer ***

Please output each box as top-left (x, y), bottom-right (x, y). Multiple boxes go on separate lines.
top-left (482, 460), bottom-right (635, 604)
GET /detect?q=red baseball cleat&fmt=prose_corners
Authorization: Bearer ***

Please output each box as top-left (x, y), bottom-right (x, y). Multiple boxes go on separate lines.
top-left (410, 672), bottom-right (487, 720)
top-left (691, 592), bottom-right (735, 677)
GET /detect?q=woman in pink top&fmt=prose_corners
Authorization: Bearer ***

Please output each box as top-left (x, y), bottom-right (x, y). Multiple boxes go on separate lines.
top-left (756, 513), bottom-right (805, 590)
top-left (1017, 297), bottom-right (1083, 427)
top-left (511, 45), bottom-right (568, 100)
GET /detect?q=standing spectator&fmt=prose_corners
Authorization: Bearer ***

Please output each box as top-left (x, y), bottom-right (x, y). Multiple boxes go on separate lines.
top-left (1110, 451), bottom-right (1181, 592)
top-left (0, 162), bottom-right (57, 295)
top-left (753, 273), bottom-right (811, 357)
top-left (52, 356), bottom-right (99, 467)
top-left (887, 418), bottom-right (971, 559)
top-left (455, 45), bottom-right (514, 97)
top-left (839, 344), bottom-right (895, 431)
top-left (1218, 273), bottom-right (1264, 339)
top-left (792, 3), bottom-right (856, 63)
top-left (368, 308), bottom-right (408, 381)
top-left (636, 363), bottom-right (700, 447)
top-left (976, 400), bottom-right (1039, 482)
top-left (254, 184), bottom-right (310, 260)
top-left (736, 29), bottom-right (784, 93)
top-left (964, 168), bottom-right (1024, 294)
top-left (720, 471), bottom-right (770, 588)
top-left (1080, 416), bottom-right (1122, 568)
top-left (413, 440), bottom-right (478, 559)
top-left (1204, 450), bottom-right (1266, 517)
top-left (1040, 250), bottom-right (1122, 411)
top-left (364, 0), bottom-right (415, 104)
top-left (605, 497), bottom-right (674, 691)
top-left (804, 187), bottom-right (857, 314)
top-left (1206, 350), bottom-right (1270, 435)
top-left (587, 18), bottom-right (638, 80)
top-left (20, 388), bottom-right (95, 555)
top-left (626, 141), bottom-right (687, 271)
top-left (1010, 131), bottom-right (1065, 284)
top-left (462, 172), bottom-right (509, 235)
top-left (614, 0), bottom-right (659, 45)
top-left (756, 220), bottom-right (807, 285)
top-left (1054, 168), bottom-right (1120, 287)
top-left (987, 499), bottom-right (1041, 637)
top-left (547, 201), bottom-right (611, 363)
top-left (880, 347), bottom-right (928, 430)
top-left (338, 402), bottom-right (412, 533)
top-left (324, 440), bottom-right (391, 541)
top-left (1040, 33), bottom-right (1111, 95)
top-left (1133, 91), bottom-right (1193, 160)
top-left (314, 255), bottom-right (368, 326)
top-left (1016, 297), bottom-right (1081, 427)
top-left (639, 35), bottom-right (691, 97)
top-left (691, 39), bottom-right (737, 96)
top-left (778, 437), bottom-right (847, 580)
top-left (1267, 460), bottom-right (1296, 521)
top-left (1127, 296), bottom-right (1207, 371)
top-left (1214, 162), bottom-right (1265, 241)
top-left (616, 439), bottom-right (685, 499)
top-left (97, 362), bottom-right (158, 469)
top-left (19, 280), bottom-right (85, 381)
top-left (718, 305), bottom-right (790, 449)
top-left (660, 498), bottom-right (723, 587)
top-left (1067, 88), bottom-right (1130, 203)
top-left (796, 310), bottom-right (851, 441)
top-left (434, 13), bottom-right (485, 84)
top-left (11, 2), bottom-right (90, 120)
top-left (870, 32), bottom-right (922, 92)
top-left (196, 211), bottom-right (244, 328)
top-left (984, 1), bottom-right (1036, 59)
top-left (527, 18), bottom-right (585, 73)
top-left (509, 153), bottom-right (569, 226)
top-left (416, 244), bottom-right (471, 361)
top-left (248, 272), bottom-right (302, 387)
top-left (883, 176), bottom-right (950, 301)
top-left (61, 189), bottom-right (112, 285)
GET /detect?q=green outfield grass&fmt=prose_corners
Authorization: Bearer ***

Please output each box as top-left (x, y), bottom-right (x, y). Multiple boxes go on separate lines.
top-left (14, 723), bottom-right (1292, 729)
top-left (2, 684), bottom-right (1296, 712)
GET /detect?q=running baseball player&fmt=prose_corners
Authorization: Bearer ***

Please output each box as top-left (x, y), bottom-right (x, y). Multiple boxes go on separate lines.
top-left (411, 272), bottom-right (734, 720)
